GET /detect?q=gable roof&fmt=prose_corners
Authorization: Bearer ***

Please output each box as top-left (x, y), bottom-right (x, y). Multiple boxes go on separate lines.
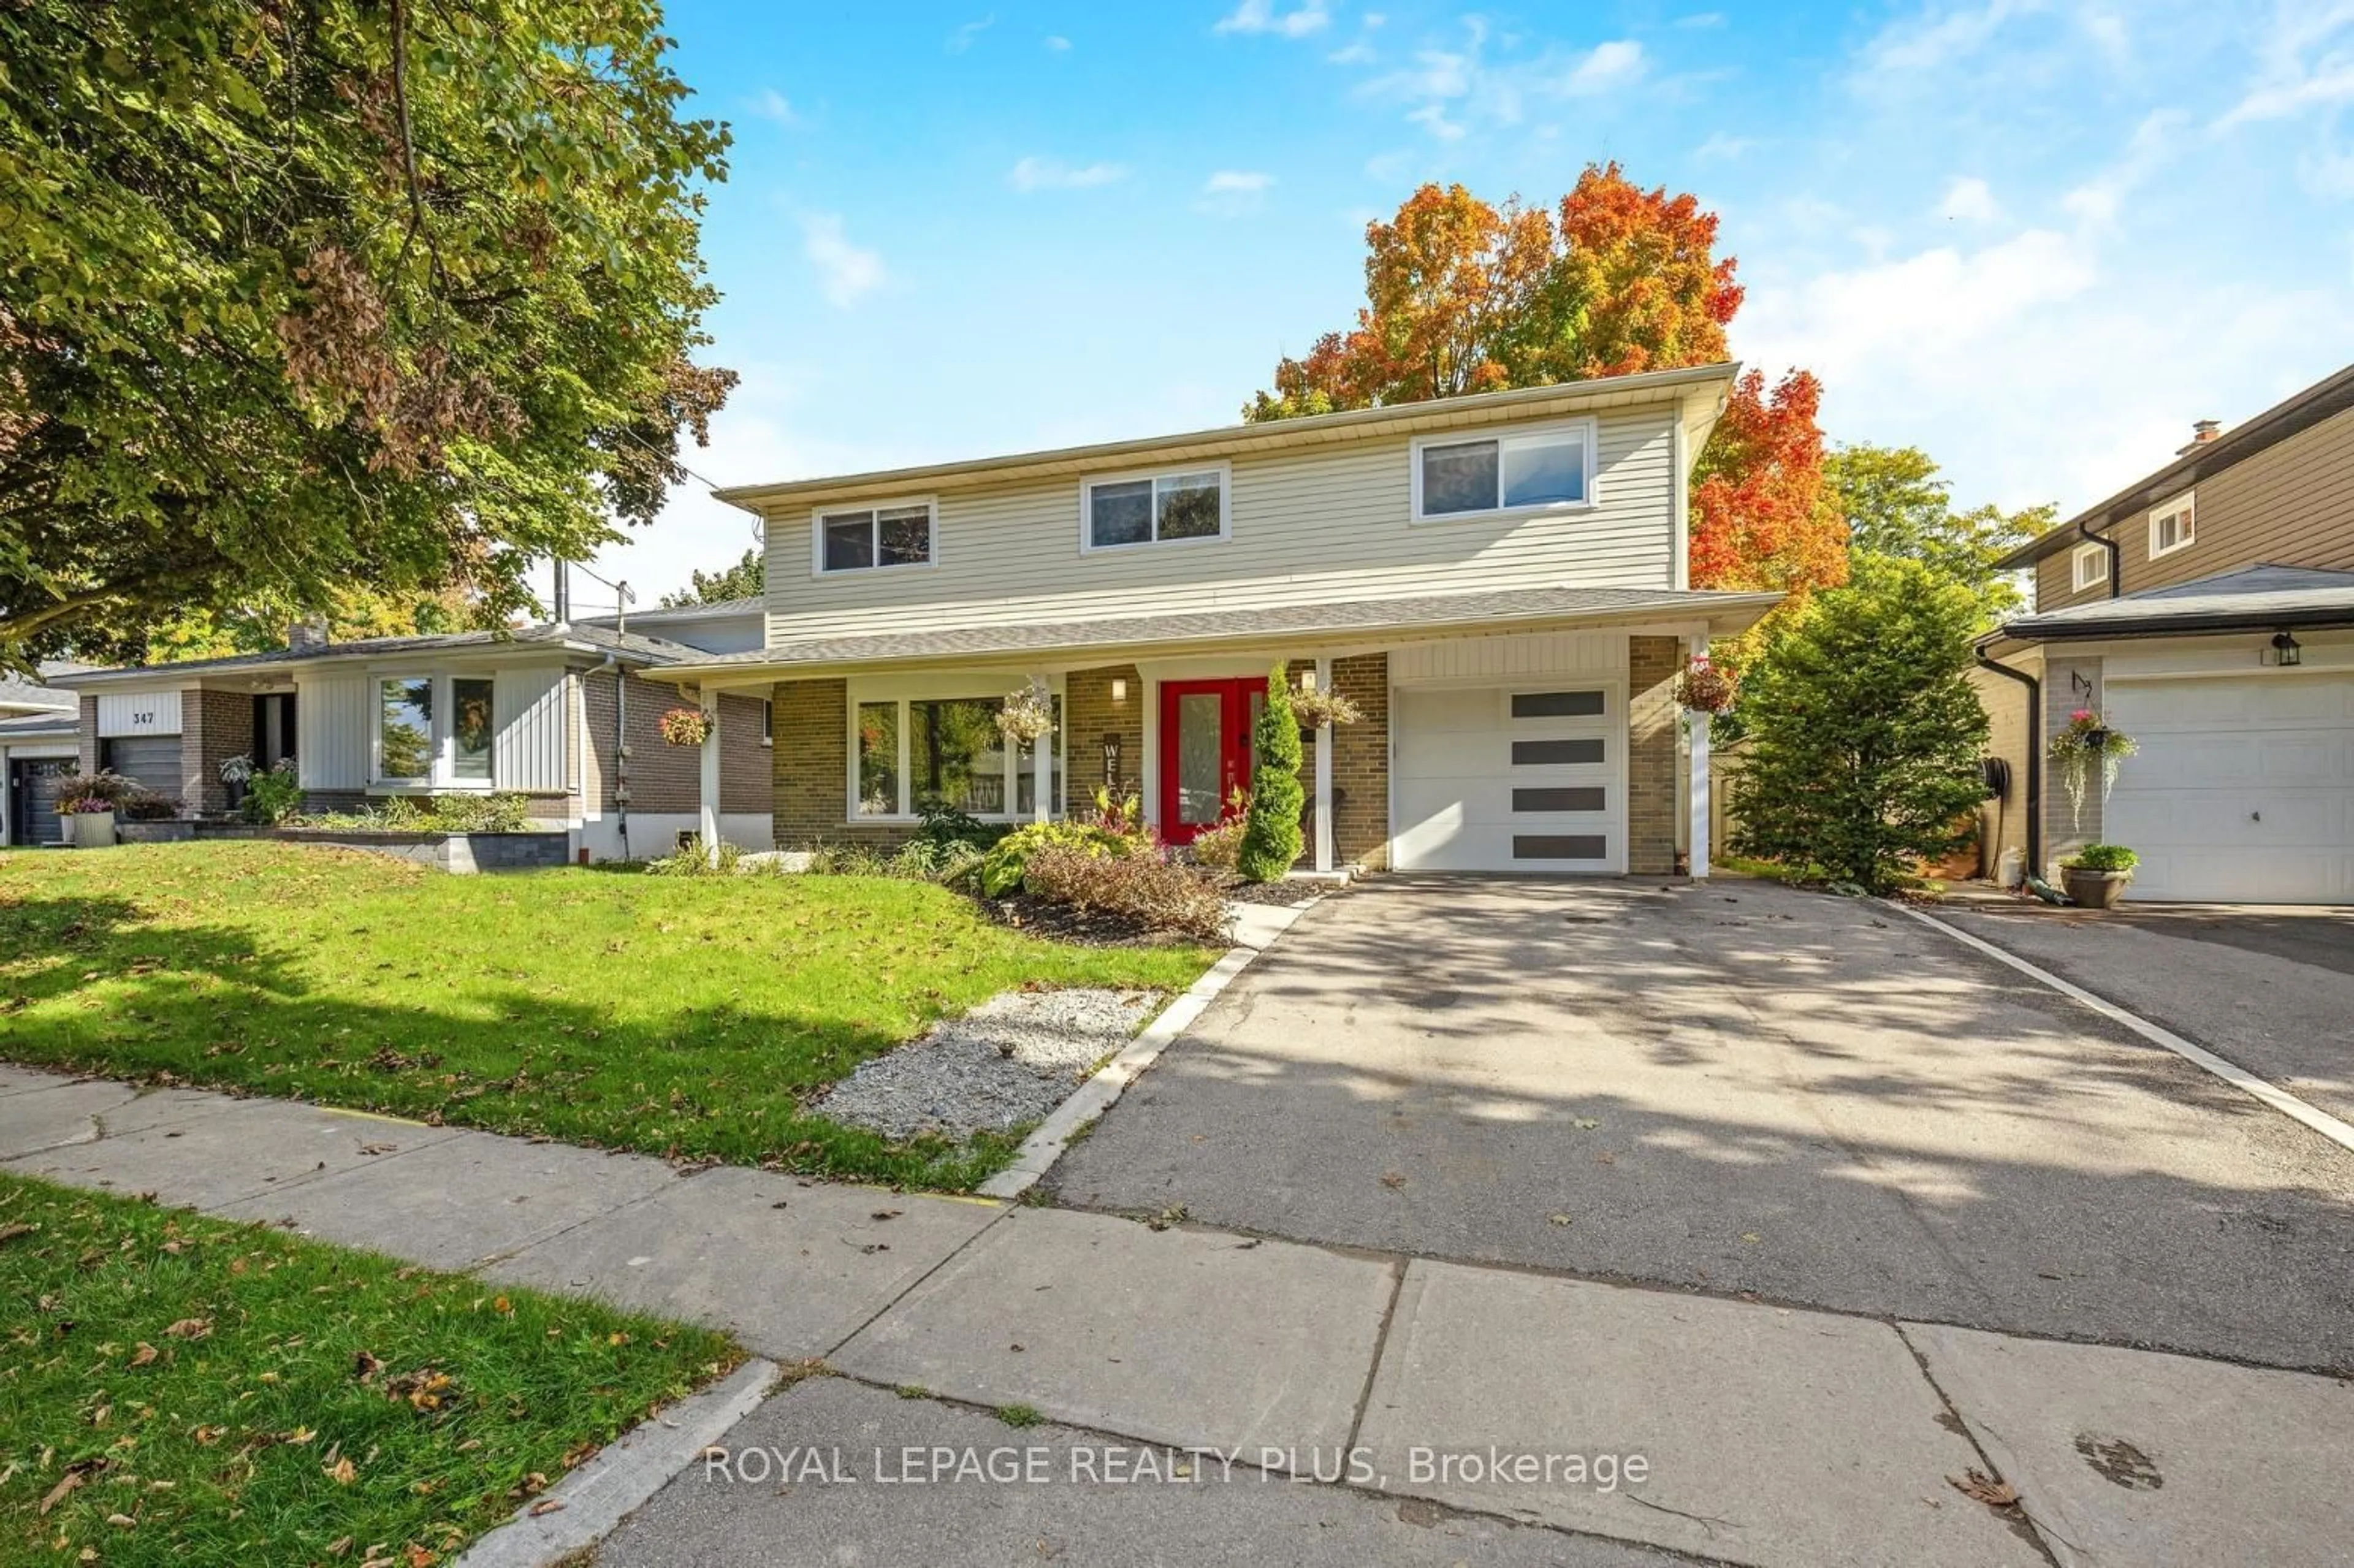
top-left (1997, 361), bottom-right (2354, 569)
top-left (0, 672), bottom-right (75, 712)
top-left (47, 623), bottom-right (704, 688)
top-left (710, 362), bottom-right (1740, 512)
top-left (1994, 563), bottom-right (2354, 641)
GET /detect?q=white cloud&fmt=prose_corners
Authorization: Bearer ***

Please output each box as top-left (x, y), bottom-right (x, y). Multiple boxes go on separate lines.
top-left (1328, 39), bottom-right (1375, 64)
top-left (1693, 131), bottom-right (1753, 161)
top-left (1204, 170), bottom-right (1276, 194)
top-left (2220, 4), bottom-right (2354, 125)
top-left (1215, 0), bottom-right (1333, 38)
top-left (1563, 40), bottom-right (1645, 96)
top-left (947, 15), bottom-right (994, 52)
top-left (1008, 156), bottom-right (1130, 192)
top-left (1677, 10), bottom-right (1727, 27)
top-left (748, 89), bottom-right (799, 126)
top-left (800, 214), bottom-right (883, 308)
top-left (1043, 34), bottom-right (1072, 51)
top-left (1937, 175), bottom-right (2002, 223)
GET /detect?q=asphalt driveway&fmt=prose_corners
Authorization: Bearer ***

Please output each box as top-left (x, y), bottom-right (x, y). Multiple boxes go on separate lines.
top-left (1051, 877), bottom-right (2354, 1374)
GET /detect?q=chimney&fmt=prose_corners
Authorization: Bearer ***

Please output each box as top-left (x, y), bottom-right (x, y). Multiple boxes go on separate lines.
top-left (287, 617), bottom-right (329, 654)
top-left (2176, 419), bottom-right (2222, 457)
top-left (551, 560), bottom-right (571, 629)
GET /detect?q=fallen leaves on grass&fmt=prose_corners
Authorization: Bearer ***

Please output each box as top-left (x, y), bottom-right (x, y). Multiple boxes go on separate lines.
top-left (40, 1458), bottom-right (107, 1514)
top-left (164, 1317), bottom-right (211, 1339)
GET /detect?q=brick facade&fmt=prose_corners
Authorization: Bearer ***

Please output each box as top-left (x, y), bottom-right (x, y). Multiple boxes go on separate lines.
top-left (1067, 664), bottom-right (1145, 809)
top-left (1330, 653), bottom-right (1390, 870)
top-left (181, 688), bottom-right (253, 815)
top-left (2043, 654), bottom-right (2102, 872)
top-left (770, 677), bottom-right (913, 851)
top-left (1626, 636), bottom-right (1681, 875)
top-left (581, 671), bottom-right (768, 816)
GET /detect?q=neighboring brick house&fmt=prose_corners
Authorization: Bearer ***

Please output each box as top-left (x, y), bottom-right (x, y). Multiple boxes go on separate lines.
top-left (45, 603), bottom-right (776, 863)
top-left (660, 364), bottom-right (1781, 878)
top-left (1978, 360), bottom-right (2354, 902)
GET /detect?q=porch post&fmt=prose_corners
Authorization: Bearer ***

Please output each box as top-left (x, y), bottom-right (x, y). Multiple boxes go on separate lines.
top-left (1033, 677), bottom-right (1054, 824)
top-left (1313, 657), bottom-right (1334, 872)
top-left (1686, 633), bottom-right (1710, 879)
top-left (698, 689), bottom-right (722, 866)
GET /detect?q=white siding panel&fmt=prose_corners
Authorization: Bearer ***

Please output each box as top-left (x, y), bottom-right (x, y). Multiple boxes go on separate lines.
top-left (96, 688), bottom-right (183, 738)
top-left (296, 673), bottom-right (369, 788)
top-left (495, 666), bottom-right (569, 792)
top-left (1392, 631), bottom-right (1630, 684)
top-left (766, 406), bottom-right (1679, 643)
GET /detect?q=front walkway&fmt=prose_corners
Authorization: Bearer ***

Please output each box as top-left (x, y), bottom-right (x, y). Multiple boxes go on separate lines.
top-left (4, 1062), bottom-right (2347, 1567)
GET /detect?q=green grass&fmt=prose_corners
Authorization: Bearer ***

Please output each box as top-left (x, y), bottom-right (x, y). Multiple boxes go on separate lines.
top-left (0, 843), bottom-right (1216, 1190)
top-left (0, 1173), bottom-right (739, 1568)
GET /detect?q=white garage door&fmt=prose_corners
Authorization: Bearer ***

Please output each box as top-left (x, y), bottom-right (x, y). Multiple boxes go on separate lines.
top-left (2103, 673), bottom-right (2354, 904)
top-left (1393, 683), bottom-right (1623, 873)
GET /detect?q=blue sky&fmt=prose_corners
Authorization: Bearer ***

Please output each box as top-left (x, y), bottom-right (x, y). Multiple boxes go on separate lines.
top-left (571, 1), bottom-right (2354, 609)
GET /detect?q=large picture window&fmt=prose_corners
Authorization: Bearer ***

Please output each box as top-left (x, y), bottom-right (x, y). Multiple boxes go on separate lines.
top-left (851, 688), bottom-right (1066, 819)
top-left (378, 678), bottom-right (435, 782)
top-left (1083, 467), bottom-right (1227, 550)
top-left (1412, 421), bottom-right (1596, 521)
top-left (375, 672), bottom-right (506, 788)
top-left (817, 500), bottom-right (934, 573)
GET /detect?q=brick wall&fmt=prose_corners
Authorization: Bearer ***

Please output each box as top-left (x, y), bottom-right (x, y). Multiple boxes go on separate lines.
top-left (581, 672), bottom-right (768, 816)
top-left (181, 688), bottom-right (253, 815)
top-left (2043, 655), bottom-right (2103, 871)
top-left (1626, 636), bottom-right (1681, 875)
top-left (77, 695), bottom-right (98, 777)
top-left (771, 677), bottom-right (912, 851)
top-left (1067, 664), bottom-right (1145, 809)
top-left (1330, 653), bottom-right (1390, 870)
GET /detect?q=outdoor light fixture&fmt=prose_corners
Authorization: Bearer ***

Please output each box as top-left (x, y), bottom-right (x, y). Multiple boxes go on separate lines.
top-left (1110, 677), bottom-right (1127, 702)
top-left (1300, 669), bottom-right (1318, 692)
top-left (2268, 631), bottom-right (2303, 668)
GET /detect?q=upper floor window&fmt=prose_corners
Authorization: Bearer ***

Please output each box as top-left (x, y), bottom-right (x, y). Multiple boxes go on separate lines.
top-left (1412, 421), bottom-right (1596, 522)
top-left (815, 500), bottom-right (933, 574)
top-left (2148, 494), bottom-right (2195, 558)
top-left (2071, 543), bottom-right (2109, 592)
top-left (1083, 467), bottom-right (1227, 550)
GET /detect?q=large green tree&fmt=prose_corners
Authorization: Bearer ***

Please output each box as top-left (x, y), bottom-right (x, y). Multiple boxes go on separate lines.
top-left (1826, 444), bottom-right (2050, 625)
top-left (1730, 558), bottom-right (1990, 893)
top-left (658, 546), bottom-right (764, 608)
top-left (0, 0), bottom-right (735, 671)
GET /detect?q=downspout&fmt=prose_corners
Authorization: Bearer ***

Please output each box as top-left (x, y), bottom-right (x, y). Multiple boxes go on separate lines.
top-left (1973, 649), bottom-right (2040, 881)
top-left (598, 653), bottom-right (629, 864)
top-left (2076, 517), bottom-right (2121, 599)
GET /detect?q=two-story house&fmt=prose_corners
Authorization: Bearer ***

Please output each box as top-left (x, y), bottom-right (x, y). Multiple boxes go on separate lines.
top-left (1978, 360), bottom-right (2354, 903)
top-left (661, 362), bottom-right (1780, 878)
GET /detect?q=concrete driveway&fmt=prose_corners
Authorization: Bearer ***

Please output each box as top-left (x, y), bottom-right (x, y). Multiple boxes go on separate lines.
top-left (1051, 877), bottom-right (2354, 1374)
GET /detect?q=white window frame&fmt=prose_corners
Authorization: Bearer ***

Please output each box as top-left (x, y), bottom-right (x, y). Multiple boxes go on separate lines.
top-left (844, 674), bottom-right (1067, 823)
top-left (369, 670), bottom-right (500, 792)
top-left (2071, 542), bottom-right (2109, 592)
top-left (2147, 493), bottom-right (2195, 558)
top-left (809, 496), bottom-right (939, 577)
top-left (1078, 462), bottom-right (1232, 554)
top-left (761, 698), bottom-right (773, 748)
top-left (1409, 417), bottom-right (1600, 525)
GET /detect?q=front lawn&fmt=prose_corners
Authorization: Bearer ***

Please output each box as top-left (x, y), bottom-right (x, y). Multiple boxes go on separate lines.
top-left (0, 843), bottom-right (1215, 1189)
top-left (0, 1173), bottom-right (739, 1568)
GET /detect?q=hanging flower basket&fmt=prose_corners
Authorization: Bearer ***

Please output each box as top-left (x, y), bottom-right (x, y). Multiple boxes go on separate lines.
top-left (996, 680), bottom-right (1056, 744)
top-left (1674, 657), bottom-right (1737, 714)
top-left (1292, 687), bottom-right (1363, 729)
top-left (2046, 709), bottom-right (2138, 829)
top-left (658, 707), bottom-right (713, 747)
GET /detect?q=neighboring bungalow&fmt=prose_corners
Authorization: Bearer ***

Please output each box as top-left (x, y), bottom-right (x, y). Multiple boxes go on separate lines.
top-left (1978, 361), bottom-right (2354, 903)
top-left (1, 664), bottom-right (86, 847)
top-left (42, 609), bottom-right (774, 862)
top-left (658, 363), bottom-right (1780, 877)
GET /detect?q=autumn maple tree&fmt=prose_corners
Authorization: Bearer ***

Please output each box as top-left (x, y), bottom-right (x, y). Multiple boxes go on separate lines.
top-left (1247, 166), bottom-right (1843, 621)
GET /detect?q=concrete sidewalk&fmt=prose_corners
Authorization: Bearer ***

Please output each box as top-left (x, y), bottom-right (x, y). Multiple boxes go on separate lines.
top-left (4, 1063), bottom-right (2349, 1567)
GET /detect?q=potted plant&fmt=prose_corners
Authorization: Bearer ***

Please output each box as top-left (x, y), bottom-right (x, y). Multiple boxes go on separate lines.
top-left (1291, 683), bottom-right (1363, 729)
top-left (2046, 709), bottom-right (2138, 829)
top-left (60, 794), bottom-right (118, 848)
top-left (1674, 655), bottom-right (1737, 715)
top-left (657, 707), bottom-right (713, 747)
top-left (219, 753), bottom-right (255, 812)
top-left (2060, 843), bottom-right (2139, 909)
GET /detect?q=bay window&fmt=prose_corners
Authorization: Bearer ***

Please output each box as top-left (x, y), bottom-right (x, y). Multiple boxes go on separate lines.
top-left (850, 685), bottom-right (1066, 820)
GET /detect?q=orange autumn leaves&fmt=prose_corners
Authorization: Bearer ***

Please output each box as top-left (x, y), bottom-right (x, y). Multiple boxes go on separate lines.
top-left (1248, 164), bottom-right (1843, 612)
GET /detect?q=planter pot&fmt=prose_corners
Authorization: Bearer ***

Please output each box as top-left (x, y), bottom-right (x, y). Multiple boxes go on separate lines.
top-left (224, 779), bottom-right (248, 812)
top-left (2062, 867), bottom-right (2131, 909)
top-left (67, 811), bottom-right (117, 849)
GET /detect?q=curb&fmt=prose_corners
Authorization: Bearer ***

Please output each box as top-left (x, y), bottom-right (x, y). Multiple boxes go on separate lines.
top-left (975, 898), bottom-right (1317, 1200)
top-left (453, 1356), bottom-right (780, 1568)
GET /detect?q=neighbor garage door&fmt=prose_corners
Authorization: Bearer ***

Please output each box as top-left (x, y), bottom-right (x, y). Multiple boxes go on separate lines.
top-left (1393, 683), bottom-right (1623, 873)
top-left (12, 758), bottom-right (72, 846)
top-left (2103, 672), bottom-right (2354, 904)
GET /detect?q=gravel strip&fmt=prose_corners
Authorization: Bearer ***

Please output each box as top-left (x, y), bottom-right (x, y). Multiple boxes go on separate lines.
top-left (815, 988), bottom-right (1161, 1142)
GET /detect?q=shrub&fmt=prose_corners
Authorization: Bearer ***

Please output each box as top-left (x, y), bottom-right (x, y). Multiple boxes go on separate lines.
top-left (292, 791), bottom-right (529, 834)
top-left (644, 836), bottom-right (742, 875)
top-left (242, 762), bottom-right (303, 824)
top-left (889, 836), bottom-right (985, 883)
top-left (118, 790), bottom-right (183, 821)
top-left (1189, 790), bottom-right (1250, 872)
top-left (916, 799), bottom-right (1007, 852)
top-left (55, 769), bottom-right (142, 809)
top-left (1236, 665), bottom-right (1304, 883)
top-left (807, 842), bottom-right (891, 877)
top-left (1731, 559), bottom-right (1990, 895)
top-left (972, 820), bottom-right (1148, 897)
top-left (2064, 843), bottom-right (2139, 873)
top-left (1019, 844), bottom-right (1230, 940)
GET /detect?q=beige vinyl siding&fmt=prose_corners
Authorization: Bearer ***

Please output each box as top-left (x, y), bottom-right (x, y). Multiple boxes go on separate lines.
top-left (1389, 630), bottom-right (1632, 683)
top-left (492, 665), bottom-right (569, 793)
top-left (764, 405), bottom-right (1679, 642)
top-left (295, 672), bottom-right (370, 788)
top-left (2037, 402), bottom-right (2354, 610)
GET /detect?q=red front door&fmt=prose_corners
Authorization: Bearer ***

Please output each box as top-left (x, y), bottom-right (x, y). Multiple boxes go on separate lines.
top-left (1160, 679), bottom-right (1262, 845)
